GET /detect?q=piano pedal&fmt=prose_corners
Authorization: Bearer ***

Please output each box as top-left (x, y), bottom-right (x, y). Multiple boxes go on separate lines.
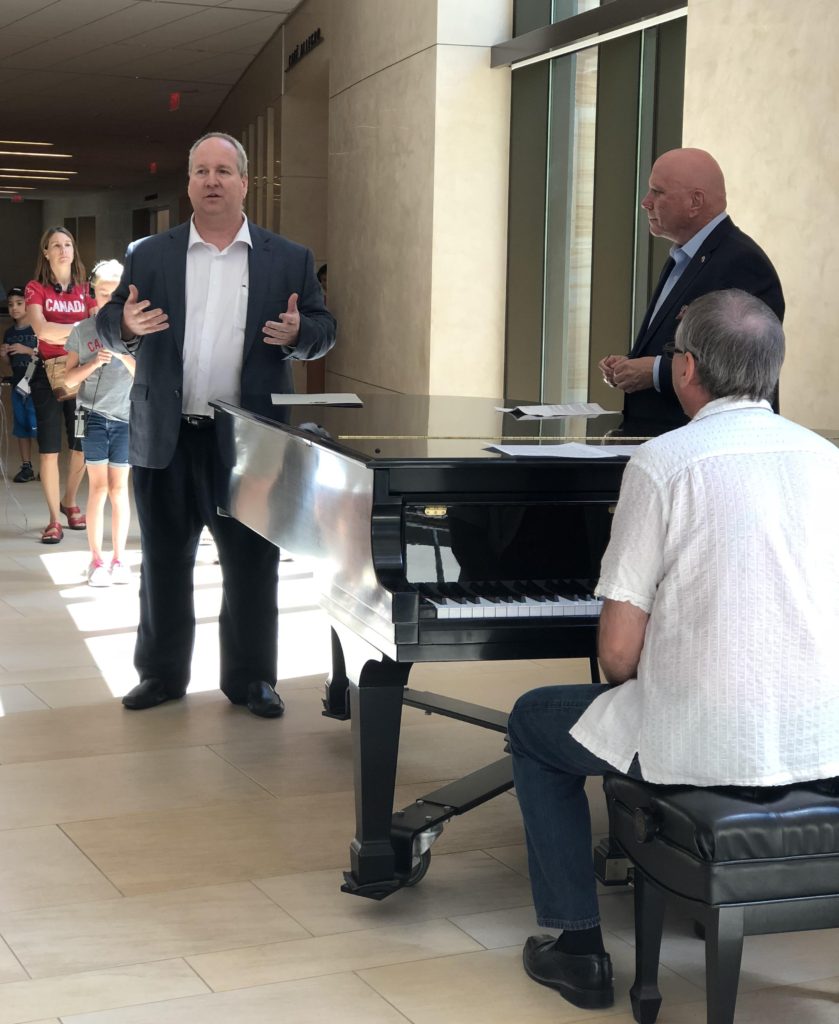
top-left (321, 679), bottom-right (351, 720)
top-left (593, 838), bottom-right (633, 886)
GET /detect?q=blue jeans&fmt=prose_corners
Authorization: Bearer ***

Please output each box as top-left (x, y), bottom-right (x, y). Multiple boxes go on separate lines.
top-left (82, 411), bottom-right (130, 466)
top-left (11, 386), bottom-right (38, 438)
top-left (507, 684), bottom-right (640, 930)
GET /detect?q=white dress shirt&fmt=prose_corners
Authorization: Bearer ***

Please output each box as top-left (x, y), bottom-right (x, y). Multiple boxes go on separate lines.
top-left (571, 398), bottom-right (839, 785)
top-left (182, 215), bottom-right (251, 416)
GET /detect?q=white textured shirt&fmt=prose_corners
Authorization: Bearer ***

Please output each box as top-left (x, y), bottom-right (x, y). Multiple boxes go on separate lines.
top-left (571, 398), bottom-right (839, 785)
top-left (183, 216), bottom-right (251, 416)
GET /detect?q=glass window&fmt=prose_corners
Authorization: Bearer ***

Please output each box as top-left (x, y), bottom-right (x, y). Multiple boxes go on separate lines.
top-left (505, 4), bottom-right (686, 406)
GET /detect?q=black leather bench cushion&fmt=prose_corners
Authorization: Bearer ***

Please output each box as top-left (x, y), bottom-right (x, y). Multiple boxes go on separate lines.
top-left (604, 774), bottom-right (839, 905)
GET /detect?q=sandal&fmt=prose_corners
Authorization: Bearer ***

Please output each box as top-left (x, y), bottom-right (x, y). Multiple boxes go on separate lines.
top-left (60, 503), bottom-right (87, 530)
top-left (41, 521), bottom-right (64, 545)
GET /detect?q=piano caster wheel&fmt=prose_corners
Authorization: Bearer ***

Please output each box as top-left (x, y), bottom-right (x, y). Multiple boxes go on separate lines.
top-left (403, 849), bottom-right (431, 888)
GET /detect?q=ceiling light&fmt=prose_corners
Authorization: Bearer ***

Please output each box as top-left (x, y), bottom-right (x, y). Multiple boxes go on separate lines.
top-left (0, 140), bottom-right (53, 146)
top-left (0, 150), bottom-right (73, 158)
top-left (0, 167), bottom-right (78, 174)
top-left (0, 173), bottom-right (70, 181)
top-left (0, 185), bottom-right (36, 190)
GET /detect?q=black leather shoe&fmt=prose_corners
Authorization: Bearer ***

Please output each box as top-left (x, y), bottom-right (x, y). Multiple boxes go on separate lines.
top-left (523, 935), bottom-right (614, 1010)
top-left (245, 681), bottom-right (285, 718)
top-left (122, 678), bottom-right (184, 710)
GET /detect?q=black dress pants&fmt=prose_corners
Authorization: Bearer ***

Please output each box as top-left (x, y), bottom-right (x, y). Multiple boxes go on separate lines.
top-left (132, 420), bottom-right (280, 702)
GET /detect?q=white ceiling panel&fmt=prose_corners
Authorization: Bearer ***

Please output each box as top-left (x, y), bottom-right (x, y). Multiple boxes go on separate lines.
top-left (0, 31), bottom-right (47, 58)
top-left (9, 0), bottom-right (137, 36)
top-left (130, 8), bottom-right (278, 49)
top-left (190, 16), bottom-right (286, 54)
top-left (149, 0), bottom-right (230, 6)
top-left (53, 43), bottom-right (151, 74)
top-left (4, 36), bottom-right (136, 69)
top-left (55, 3), bottom-right (207, 48)
top-left (0, 0), bottom-right (55, 30)
top-left (169, 52), bottom-right (254, 84)
top-left (0, 0), bottom-right (293, 193)
top-left (91, 45), bottom-right (250, 81)
top-left (220, 0), bottom-right (298, 10)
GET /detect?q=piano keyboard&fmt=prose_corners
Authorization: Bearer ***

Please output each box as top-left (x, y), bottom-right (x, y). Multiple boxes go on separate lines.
top-left (417, 580), bottom-right (603, 620)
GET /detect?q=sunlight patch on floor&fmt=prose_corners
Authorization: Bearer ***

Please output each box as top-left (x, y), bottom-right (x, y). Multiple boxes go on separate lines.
top-left (39, 547), bottom-right (330, 695)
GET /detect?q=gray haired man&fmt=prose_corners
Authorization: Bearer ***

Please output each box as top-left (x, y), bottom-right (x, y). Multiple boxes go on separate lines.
top-left (508, 290), bottom-right (839, 1010)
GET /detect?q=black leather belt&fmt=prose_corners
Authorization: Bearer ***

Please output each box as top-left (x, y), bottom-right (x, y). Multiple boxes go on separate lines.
top-left (181, 414), bottom-right (214, 429)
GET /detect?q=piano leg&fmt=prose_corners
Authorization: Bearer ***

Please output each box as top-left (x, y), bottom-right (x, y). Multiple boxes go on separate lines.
top-left (341, 654), bottom-right (412, 900)
top-left (322, 627), bottom-right (351, 720)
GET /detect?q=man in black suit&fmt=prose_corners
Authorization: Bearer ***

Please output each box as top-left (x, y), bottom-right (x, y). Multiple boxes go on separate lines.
top-left (599, 148), bottom-right (784, 431)
top-left (97, 131), bottom-right (336, 717)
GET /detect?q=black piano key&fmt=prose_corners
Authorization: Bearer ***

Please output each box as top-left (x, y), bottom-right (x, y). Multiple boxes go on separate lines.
top-left (531, 580), bottom-right (558, 599)
top-left (511, 580), bottom-right (546, 602)
top-left (438, 583), bottom-right (466, 604)
top-left (567, 579), bottom-right (594, 599)
top-left (497, 581), bottom-right (526, 603)
top-left (418, 583), bottom-right (445, 604)
top-left (548, 578), bottom-right (583, 600)
top-left (449, 582), bottom-right (481, 604)
top-left (468, 581), bottom-right (502, 603)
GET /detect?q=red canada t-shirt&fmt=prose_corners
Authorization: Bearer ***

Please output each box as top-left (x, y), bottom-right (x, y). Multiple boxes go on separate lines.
top-left (24, 280), bottom-right (96, 360)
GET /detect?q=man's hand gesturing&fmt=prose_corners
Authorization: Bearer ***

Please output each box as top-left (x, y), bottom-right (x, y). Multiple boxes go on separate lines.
top-left (121, 284), bottom-right (170, 340)
top-left (263, 293), bottom-right (301, 347)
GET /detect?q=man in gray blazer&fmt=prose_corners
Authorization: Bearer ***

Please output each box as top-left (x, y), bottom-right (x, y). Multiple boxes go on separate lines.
top-left (97, 131), bottom-right (336, 717)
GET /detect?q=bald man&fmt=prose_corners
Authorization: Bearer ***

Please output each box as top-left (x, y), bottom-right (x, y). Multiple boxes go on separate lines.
top-left (599, 148), bottom-right (784, 431)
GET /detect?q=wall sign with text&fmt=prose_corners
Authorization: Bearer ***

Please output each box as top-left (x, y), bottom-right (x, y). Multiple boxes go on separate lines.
top-left (286, 28), bottom-right (323, 72)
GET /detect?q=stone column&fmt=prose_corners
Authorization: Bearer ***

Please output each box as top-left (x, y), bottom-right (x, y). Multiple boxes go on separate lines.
top-left (328, 0), bottom-right (513, 398)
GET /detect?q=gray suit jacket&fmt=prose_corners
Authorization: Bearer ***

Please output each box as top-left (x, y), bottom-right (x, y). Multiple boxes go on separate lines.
top-left (97, 220), bottom-right (336, 468)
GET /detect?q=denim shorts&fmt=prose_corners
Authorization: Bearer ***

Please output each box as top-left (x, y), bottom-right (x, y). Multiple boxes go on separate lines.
top-left (82, 410), bottom-right (130, 466)
top-left (11, 386), bottom-right (38, 439)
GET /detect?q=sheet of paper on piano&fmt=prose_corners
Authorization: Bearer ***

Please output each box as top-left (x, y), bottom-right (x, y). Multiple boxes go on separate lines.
top-left (271, 393), bottom-right (363, 406)
top-left (485, 442), bottom-right (641, 458)
top-left (496, 402), bottom-right (608, 419)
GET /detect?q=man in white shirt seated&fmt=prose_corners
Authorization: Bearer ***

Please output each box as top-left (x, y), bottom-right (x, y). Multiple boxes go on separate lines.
top-left (507, 288), bottom-right (839, 1011)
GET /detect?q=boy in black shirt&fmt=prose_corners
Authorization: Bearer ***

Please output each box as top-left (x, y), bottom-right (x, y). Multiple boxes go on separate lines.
top-left (2, 286), bottom-right (38, 481)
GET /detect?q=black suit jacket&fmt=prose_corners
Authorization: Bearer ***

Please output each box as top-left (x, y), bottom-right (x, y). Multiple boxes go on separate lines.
top-left (97, 221), bottom-right (336, 468)
top-left (624, 216), bottom-right (784, 428)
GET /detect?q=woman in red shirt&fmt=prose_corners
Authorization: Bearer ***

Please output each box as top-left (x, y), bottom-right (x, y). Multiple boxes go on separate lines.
top-left (25, 226), bottom-right (97, 544)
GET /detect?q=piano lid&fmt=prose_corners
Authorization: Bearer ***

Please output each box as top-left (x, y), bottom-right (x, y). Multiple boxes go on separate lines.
top-left (217, 394), bottom-right (839, 466)
top-left (231, 393), bottom-right (636, 463)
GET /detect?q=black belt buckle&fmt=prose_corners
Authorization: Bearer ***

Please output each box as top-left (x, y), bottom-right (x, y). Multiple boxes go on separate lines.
top-left (181, 414), bottom-right (214, 429)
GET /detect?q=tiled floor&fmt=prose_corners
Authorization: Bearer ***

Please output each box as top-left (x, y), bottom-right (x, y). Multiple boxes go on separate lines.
top-left (1, 444), bottom-right (838, 1022)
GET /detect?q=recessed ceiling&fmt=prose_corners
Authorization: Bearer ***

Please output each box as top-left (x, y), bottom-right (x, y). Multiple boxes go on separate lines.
top-left (0, 0), bottom-right (298, 198)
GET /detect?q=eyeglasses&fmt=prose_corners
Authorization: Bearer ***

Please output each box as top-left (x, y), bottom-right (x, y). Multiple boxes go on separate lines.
top-left (663, 340), bottom-right (695, 359)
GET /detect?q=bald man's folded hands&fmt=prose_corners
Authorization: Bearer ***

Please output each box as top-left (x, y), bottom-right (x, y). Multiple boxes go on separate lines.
top-left (599, 354), bottom-right (656, 393)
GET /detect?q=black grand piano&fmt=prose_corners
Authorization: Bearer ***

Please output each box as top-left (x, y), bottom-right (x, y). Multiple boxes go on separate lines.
top-left (213, 395), bottom-right (636, 898)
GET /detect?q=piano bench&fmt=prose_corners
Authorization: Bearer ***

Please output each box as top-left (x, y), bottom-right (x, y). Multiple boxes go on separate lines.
top-left (603, 773), bottom-right (839, 1024)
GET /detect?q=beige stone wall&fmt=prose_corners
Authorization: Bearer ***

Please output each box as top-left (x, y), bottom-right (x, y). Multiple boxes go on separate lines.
top-left (328, 45), bottom-right (436, 394)
top-left (210, 0), bottom-right (330, 263)
top-left (327, 0), bottom-right (513, 397)
top-left (683, 0), bottom-right (839, 427)
top-left (279, 0), bottom-right (330, 260)
top-left (429, 42), bottom-right (512, 397)
top-left (209, 0), bottom-right (331, 391)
